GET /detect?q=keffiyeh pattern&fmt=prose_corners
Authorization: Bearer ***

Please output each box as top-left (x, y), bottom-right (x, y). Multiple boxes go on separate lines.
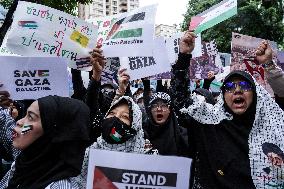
top-left (181, 78), bottom-right (284, 189)
top-left (95, 96), bottom-right (145, 153)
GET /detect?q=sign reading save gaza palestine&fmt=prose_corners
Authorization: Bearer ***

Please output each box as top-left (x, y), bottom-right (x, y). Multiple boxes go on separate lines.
top-left (0, 56), bottom-right (69, 100)
top-left (87, 149), bottom-right (192, 189)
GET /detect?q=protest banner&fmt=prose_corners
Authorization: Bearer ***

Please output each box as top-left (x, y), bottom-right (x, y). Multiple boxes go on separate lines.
top-left (150, 71), bottom-right (172, 80)
top-left (87, 14), bottom-right (120, 47)
top-left (166, 32), bottom-right (202, 64)
top-left (0, 56), bottom-right (69, 100)
top-left (189, 40), bottom-right (223, 80)
top-left (120, 37), bottom-right (171, 81)
top-left (101, 57), bottom-right (120, 84)
top-left (278, 51), bottom-right (284, 64)
top-left (101, 4), bottom-right (158, 57)
top-left (0, 29), bottom-right (19, 56)
top-left (219, 52), bottom-right (231, 67)
top-left (87, 149), bottom-right (192, 189)
top-left (277, 51), bottom-right (284, 71)
top-left (5, 1), bottom-right (98, 71)
top-left (231, 32), bottom-right (278, 96)
top-left (191, 0), bottom-right (237, 34)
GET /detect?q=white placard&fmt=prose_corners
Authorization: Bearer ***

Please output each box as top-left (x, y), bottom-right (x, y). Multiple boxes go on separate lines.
top-left (87, 149), bottom-right (192, 189)
top-left (120, 37), bottom-right (171, 80)
top-left (101, 4), bottom-right (158, 57)
top-left (0, 56), bottom-right (69, 100)
top-left (6, 1), bottom-right (98, 71)
top-left (166, 32), bottom-right (202, 64)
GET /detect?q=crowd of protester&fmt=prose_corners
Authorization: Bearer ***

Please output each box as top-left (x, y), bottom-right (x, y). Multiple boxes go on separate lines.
top-left (0, 31), bottom-right (283, 188)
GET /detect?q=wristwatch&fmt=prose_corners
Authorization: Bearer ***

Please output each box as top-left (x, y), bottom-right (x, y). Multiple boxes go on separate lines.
top-left (261, 60), bottom-right (275, 69)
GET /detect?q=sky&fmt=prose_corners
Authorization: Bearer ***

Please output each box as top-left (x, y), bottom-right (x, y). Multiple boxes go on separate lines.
top-left (139, 0), bottom-right (188, 27)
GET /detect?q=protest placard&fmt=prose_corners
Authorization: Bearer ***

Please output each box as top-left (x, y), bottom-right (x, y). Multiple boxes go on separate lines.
top-left (120, 37), bottom-right (171, 81)
top-left (166, 32), bottom-right (202, 64)
top-left (87, 14), bottom-right (120, 47)
top-left (150, 71), bottom-right (172, 80)
top-left (6, 1), bottom-right (98, 71)
top-left (219, 52), bottom-right (231, 67)
top-left (101, 4), bottom-right (158, 57)
top-left (277, 51), bottom-right (284, 71)
top-left (278, 51), bottom-right (284, 64)
top-left (189, 40), bottom-right (223, 80)
top-left (191, 0), bottom-right (237, 34)
top-left (0, 29), bottom-right (19, 56)
top-left (87, 149), bottom-right (192, 189)
top-left (231, 32), bottom-right (278, 96)
top-left (101, 57), bottom-right (120, 84)
top-left (0, 56), bottom-right (69, 100)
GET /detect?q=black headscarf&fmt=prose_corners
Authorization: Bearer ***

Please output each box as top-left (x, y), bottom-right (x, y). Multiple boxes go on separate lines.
top-left (143, 92), bottom-right (188, 156)
top-left (7, 96), bottom-right (90, 189)
top-left (187, 71), bottom-right (258, 188)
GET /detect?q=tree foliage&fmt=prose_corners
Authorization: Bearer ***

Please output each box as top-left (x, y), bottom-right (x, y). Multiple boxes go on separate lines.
top-left (0, 0), bottom-right (92, 45)
top-left (181, 0), bottom-right (284, 53)
top-left (0, 0), bottom-right (92, 15)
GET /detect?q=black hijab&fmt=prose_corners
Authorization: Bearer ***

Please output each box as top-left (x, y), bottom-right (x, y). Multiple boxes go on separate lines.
top-left (143, 92), bottom-right (188, 156)
top-left (7, 96), bottom-right (90, 189)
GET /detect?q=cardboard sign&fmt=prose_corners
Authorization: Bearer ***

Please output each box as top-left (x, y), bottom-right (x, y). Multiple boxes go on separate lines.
top-left (6, 1), bottom-right (98, 71)
top-left (166, 32), bottom-right (202, 64)
top-left (87, 149), bottom-right (192, 189)
top-left (189, 40), bottom-right (223, 79)
top-left (120, 37), bottom-right (171, 80)
top-left (0, 56), bottom-right (69, 100)
top-left (192, 0), bottom-right (237, 34)
top-left (101, 57), bottom-right (120, 84)
top-left (87, 14), bottom-right (120, 47)
top-left (101, 4), bottom-right (158, 57)
top-left (231, 32), bottom-right (278, 96)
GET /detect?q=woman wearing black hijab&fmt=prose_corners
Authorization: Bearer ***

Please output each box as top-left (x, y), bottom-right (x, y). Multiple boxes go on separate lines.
top-left (172, 31), bottom-right (284, 189)
top-left (143, 92), bottom-right (189, 157)
top-left (0, 95), bottom-right (90, 189)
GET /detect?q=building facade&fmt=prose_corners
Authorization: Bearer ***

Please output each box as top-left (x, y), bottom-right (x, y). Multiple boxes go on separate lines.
top-left (78, 0), bottom-right (139, 19)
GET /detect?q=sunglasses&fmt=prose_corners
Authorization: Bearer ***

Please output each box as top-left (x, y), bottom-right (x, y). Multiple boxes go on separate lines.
top-left (224, 81), bottom-right (253, 93)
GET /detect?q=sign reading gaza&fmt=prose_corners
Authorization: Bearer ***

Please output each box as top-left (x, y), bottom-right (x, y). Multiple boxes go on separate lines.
top-left (14, 70), bottom-right (51, 92)
top-left (94, 166), bottom-right (177, 189)
top-left (128, 57), bottom-right (156, 70)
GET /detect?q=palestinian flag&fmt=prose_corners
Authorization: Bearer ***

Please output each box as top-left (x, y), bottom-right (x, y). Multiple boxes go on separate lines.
top-left (18, 21), bottom-right (38, 29)
top-left (193, 0), bottom-right (237, 34)
top-left (38, 70), bottom-right (49, 77)
top-left (106, 12), bottom-right (145, 40)
top-left (21, 125), bottom-right (33, 134)
top-left (110, 127), bottom-right (122, 142)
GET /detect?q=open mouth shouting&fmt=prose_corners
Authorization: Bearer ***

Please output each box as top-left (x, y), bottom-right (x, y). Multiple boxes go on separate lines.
top-left (233, 96), bottom-right (246, 108)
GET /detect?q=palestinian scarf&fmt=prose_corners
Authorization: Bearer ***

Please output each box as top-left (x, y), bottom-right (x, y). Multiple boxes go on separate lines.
top-left (95, 96), bottom-right (145, 154)
top-left (181, 71), bottom-right (284, 188)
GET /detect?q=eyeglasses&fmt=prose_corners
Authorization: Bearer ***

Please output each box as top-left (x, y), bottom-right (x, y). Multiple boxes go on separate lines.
top-left (151, 103), bottom-right (169, 112)
top-left (224, 81), bottom-right (253, 93)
